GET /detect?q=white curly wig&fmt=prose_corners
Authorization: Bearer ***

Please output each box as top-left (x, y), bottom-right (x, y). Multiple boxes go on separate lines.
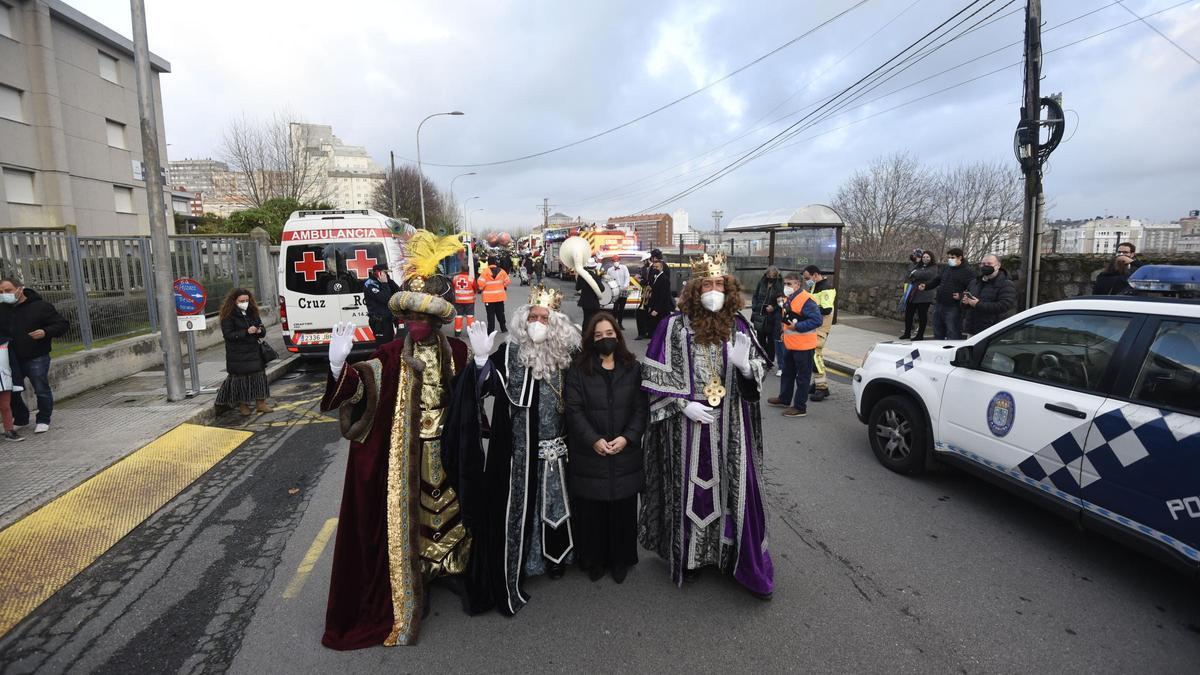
top-left (508, 304), bottom-right (580, 381)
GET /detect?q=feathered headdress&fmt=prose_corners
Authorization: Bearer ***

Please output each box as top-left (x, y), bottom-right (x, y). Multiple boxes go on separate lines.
top-left (405, 230), bottom-right (464, 279)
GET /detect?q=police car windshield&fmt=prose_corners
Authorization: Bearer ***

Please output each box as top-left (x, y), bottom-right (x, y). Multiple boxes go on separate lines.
top-left (285, 243), bottom-right (386, 296)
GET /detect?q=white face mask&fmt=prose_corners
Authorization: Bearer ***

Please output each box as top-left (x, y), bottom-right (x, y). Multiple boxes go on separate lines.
top-left (0, 293), bottom-right (16, 304)
top-left (784, 285), bottom-right (796, 295)
top-left (237, 301), bottom-right (250, 312)
top-left (947, 258), bottom-right (960, 267)
top-left (527, 321), bottom-right (548, 343)
top-left (700, 290), bottom-right (725, 312)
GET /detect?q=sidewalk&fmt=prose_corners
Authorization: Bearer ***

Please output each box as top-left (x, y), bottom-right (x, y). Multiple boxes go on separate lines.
top-left (0, 331), bottom-right (299, 530)
top-left (823, 313), bottom-right (904, 373)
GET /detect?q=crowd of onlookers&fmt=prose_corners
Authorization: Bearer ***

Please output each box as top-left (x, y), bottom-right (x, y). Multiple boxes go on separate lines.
top-left (898, 247), bottom-right (1015, 341)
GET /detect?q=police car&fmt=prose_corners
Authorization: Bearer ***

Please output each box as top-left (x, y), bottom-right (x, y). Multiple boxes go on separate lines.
top-left (853, 266), bottom-right (1200, 574)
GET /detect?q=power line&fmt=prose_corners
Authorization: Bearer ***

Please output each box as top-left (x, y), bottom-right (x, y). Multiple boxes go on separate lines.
top-left (571, 1), bottom-right (1138, 211)
top-left (631, 0), bottom-right (1193, 214)
top-left (561, 0), bottom-right (928, 210)
top-left (636, 0), bottom-right (1006, 213)
top-left (1115, 0), bottom-right (1200, 66)
top-left (398, 1), bottom-right (873, 168)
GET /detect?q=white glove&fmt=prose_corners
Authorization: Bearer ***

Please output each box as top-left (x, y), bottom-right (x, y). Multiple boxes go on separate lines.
top-left (467, 321), bottom-right (498, 368)
top-left (329, 322), bottom-right (355, 376)
top-left (683, 401), bottom-right (715, 425)
top-left (728, 332), bottom-right (752, 377)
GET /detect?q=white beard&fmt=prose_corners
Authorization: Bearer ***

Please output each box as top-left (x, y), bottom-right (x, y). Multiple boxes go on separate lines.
top-left (509, 306), bottom-right (580, 380)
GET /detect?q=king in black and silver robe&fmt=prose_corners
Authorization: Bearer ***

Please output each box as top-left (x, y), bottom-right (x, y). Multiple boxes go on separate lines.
top-left (466, 339), bottom-right (576, 615)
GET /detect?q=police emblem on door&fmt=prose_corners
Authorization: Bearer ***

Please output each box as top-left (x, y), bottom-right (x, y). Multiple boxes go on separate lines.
top-left (986, 391), bottom-right (1016, 437)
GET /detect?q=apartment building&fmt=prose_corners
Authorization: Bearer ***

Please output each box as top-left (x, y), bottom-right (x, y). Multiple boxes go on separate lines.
top-left (0, 0), bottom-right (172, 235)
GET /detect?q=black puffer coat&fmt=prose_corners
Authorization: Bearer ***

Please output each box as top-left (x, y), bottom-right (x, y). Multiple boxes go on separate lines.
top-left (221, 310), bottom-right (267, 375)
top-left (564, 357), bottom-right (648, 501)
top-left (965, 269), bottom-right (1017, 335)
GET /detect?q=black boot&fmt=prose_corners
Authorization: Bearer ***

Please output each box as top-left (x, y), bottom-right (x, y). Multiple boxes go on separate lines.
top-left (547, 562), bottom-right (566, 580)
top-left (810, 388), bottom-right (829, 402)
top-left (611, 565), bottom-right (630, 584)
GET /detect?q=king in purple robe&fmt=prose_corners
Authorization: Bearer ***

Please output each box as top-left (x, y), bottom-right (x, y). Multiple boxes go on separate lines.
top-left (639, 252), bottom-right (774, 599)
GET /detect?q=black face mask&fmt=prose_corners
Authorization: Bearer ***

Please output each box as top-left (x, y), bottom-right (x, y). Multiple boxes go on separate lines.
top-left (980, 265), bottom-right (995, 277)
top-left (595, 337), bottom-right (618, 356)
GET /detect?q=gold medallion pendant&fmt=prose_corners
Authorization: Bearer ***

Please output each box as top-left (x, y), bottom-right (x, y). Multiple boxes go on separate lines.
top-left (703, 375), bottom-right (726, 407)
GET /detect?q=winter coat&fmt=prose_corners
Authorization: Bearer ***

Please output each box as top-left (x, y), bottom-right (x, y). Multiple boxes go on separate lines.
top-left (0, 289), bottom-right (70, 360)
top-left (905, 263), bottom-right (939, 305)
top-left (965, 269), bottom-right (1017, 335)
top-left (761, 303), bottom-right (784, 342)
top-left (923, 263), bottom-right (975, 306)
top-left (221, 310), bottom-right (267, 376)
top-left (751, 273), bottom-right (785, 328)
top-left (363, 277), bottom-right (400, 318)
top-left (564, 357), bottom-right (648, 501)
top-left (576, 270), bottom-right (603, 311)
top-left (1092, 270), bottom-right (1132, 296)
top-left (647, 269), bottom-right (674, 316)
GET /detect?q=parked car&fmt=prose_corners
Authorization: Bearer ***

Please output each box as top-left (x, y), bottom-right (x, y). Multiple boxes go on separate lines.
top-left (853, 272), bottom-right (1200, 575)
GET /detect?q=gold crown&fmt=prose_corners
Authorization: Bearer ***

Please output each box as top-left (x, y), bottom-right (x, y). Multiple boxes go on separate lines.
top-left (529, 284), bottom-right (563, 311)
top-left (690, 252), bottom-right (728, 279)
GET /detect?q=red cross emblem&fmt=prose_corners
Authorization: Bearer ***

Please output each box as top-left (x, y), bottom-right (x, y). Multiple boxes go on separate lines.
top-left (346, 249), bottom-right (379, 280)
top-left (293, 251), bottom-right (326, 283)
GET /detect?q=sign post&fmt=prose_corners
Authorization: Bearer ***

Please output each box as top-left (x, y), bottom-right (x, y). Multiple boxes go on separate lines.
top-left (174, 278), bottom-right (209, 398)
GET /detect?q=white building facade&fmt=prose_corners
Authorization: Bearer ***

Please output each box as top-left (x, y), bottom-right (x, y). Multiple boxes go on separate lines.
top-left (289, 123), bottom-right (384, 210)
top-left (1, 0), bottom-right (172, 235)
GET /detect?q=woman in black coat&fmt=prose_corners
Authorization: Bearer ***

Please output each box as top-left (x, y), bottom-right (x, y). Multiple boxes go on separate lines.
top-left (216, 288), bottom-right (272, 415)
top-left (565, 311), bottom-right (648, 583)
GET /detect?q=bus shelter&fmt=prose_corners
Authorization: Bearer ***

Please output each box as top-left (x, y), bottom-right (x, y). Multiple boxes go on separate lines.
top-left (723, 204), bottom-right (845, 316)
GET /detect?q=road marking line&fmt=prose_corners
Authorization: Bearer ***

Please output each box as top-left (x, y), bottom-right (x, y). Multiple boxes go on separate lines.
top-left (0, 423), bottom-right (251, 638)
top-left (282, 517), bottom-right (338, 599)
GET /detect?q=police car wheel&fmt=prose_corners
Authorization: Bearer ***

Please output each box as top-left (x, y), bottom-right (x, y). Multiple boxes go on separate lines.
top-left (868, 395), bottom-right (928, 474)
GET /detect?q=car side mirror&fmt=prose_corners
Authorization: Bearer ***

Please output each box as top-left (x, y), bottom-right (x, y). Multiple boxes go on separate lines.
top-left (951, 345), bottom-right (973, 367)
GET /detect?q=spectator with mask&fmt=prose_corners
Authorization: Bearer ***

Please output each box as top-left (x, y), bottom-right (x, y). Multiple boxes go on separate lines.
top-left (644, 256), bottom-right (674, 340)
top-left (901, 251), bottom-right (938, 340)
top-left (0, 322), bottom-right (21, 442)
top-left (1092, 251), bottom-right (1135, 296)
top-left (919, 248), bottom-right (973, 340)
top-left (0, 277), bottom-right (69, 434)
top-left (963, 254), bottom-right (1016, 336)
top-left (362, 263), bottom-right (400, 345)
top-left (751, 266), bottom-right (784, 339)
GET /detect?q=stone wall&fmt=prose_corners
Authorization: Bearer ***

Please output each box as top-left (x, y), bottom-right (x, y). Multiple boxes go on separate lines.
top-left (835, 254), bottom-right (1200, 321)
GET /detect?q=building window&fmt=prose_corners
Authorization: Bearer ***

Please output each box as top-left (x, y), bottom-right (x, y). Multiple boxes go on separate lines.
top-left (3, 167), bottom-right (35, 204)
top-left (0, 2), bottom-right (13, 40)
top-left (105, 119), bottom-right (127, 149)
top-left (98, 51), bottom-right (119, 84)
top-left (0, 83), bottom-right (21, 122)
top-left (114, 185), bottom-right (134, 213)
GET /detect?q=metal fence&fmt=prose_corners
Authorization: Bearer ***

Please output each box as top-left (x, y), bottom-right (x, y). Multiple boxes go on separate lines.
top-left (0, 227), bottom-right (273, 350)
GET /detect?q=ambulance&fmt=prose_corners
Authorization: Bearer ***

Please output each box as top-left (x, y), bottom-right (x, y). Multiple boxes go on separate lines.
top-left (277, 209), bottom-right (409, 357)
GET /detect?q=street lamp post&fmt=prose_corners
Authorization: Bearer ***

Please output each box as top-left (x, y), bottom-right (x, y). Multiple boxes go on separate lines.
top-left (416, 110), bottom-right (464, 230)
top-left (449, 171), bottom-right (477, 220)
top-left (462, 195), bottom-right (480, 225)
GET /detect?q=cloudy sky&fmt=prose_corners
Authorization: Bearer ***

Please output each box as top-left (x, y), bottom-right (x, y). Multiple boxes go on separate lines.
top-left (74, 0), bottom-right (1200, 228)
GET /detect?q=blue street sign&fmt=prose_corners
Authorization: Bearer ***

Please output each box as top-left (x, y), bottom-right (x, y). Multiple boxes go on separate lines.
top-left (174, 277), bottom-right (207, 316)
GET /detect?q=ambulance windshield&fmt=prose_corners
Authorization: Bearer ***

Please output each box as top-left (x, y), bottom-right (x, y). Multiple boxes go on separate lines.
top-left (285, 242), bottom-right (387, 296)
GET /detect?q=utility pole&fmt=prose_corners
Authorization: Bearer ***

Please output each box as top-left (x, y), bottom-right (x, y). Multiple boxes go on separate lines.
top-left (1017, 0), bottom-right (1042, 310)
top-left (131, 0), bottom-right (185, 401)
top-left (389, 151), bottom-right (398, 218)
top-left (538, 198), bottom-right (553, 230)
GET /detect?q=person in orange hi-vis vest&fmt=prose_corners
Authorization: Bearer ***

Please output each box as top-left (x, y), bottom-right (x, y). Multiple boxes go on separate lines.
top-left (451, 269), bottom-right (477, 336)
top-left (767, 270), bottom-right (824, 418)
top-left (477, 256), bottom-right (511, 333)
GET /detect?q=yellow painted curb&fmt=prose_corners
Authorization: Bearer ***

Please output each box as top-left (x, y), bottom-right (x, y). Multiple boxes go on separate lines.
top-left (0, 423), bottom-right (252, 638)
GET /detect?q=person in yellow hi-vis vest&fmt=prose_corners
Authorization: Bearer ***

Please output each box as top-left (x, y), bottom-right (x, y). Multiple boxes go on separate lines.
top-left (803, 265), bottom-right (836, 402)
top-left (768, 271), bottom-right (824, 418)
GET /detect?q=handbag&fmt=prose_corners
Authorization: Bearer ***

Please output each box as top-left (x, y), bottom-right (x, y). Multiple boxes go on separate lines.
top-left (258, 337), bottom-right (279, 365)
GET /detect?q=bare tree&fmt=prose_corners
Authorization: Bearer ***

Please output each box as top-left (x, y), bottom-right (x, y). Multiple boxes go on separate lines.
top-left (220, 112), bottom-right (331, 207)
top-left (370, 165), bottom-right (458, 233)
top-left (833, 152), bottom-right (935, 261)
top-left (931, 161), bottom-right (1023, 261)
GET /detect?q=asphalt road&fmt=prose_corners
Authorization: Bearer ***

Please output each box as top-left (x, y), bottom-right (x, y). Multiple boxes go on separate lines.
top-left (2, 278), bottom-right (1198, 674)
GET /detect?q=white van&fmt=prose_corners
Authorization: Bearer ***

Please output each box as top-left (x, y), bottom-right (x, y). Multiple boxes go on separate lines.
top-left (277, 209), bottom-right (408, 357)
